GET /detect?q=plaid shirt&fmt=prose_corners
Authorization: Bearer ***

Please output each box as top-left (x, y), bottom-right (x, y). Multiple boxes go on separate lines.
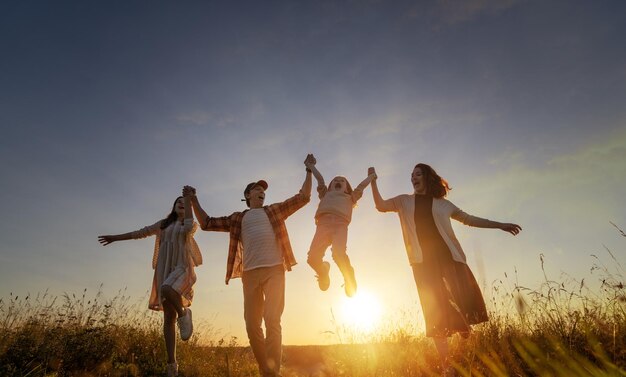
top-left (202, 191), bottom-right (310, 284)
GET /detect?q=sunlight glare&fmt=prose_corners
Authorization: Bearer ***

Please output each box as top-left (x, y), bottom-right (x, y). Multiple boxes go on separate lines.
top-left (340, 289), bottom-right (382, 331)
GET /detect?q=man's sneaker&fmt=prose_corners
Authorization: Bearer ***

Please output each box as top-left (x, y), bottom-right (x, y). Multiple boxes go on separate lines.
top-left (177, 308), bottom-right (193, 341)
top-left (316, 261), bottom-right (331, 291)
top-left (344, 267), bottom-right (357, 297)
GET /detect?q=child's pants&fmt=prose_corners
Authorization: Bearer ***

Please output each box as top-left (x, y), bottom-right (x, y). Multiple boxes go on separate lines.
top-left (307, 214), bottom-right (353, 277)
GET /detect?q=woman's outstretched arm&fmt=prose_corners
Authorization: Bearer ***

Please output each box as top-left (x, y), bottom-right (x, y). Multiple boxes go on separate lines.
top-left (499, 223), bottom-right (522, 235)
top-left (473, 220), bottom-right (522, 236)
top-left (98, 232), bottom-right (133, 246)
top-left (369, 167), bottom-right (395, 212)
top-left (98, 221), bottom-right (160, 246)
top-left (452, 208), bottom-right (522, 235)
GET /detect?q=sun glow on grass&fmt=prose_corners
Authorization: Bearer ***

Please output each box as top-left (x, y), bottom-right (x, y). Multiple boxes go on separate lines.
top-left (340, 289), bottom-right (383, 331)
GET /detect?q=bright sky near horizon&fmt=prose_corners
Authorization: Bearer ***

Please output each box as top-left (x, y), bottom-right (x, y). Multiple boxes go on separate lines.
top-left (1, 1), bottom-right (625, 345)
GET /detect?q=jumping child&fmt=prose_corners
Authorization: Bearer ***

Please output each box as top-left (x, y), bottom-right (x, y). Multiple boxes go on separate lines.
top-left (305, 156), bottom-right (376, 297)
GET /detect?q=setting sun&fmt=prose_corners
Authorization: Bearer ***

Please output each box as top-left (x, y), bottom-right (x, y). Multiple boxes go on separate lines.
top-left (340, 289), bottom-right (383, 331)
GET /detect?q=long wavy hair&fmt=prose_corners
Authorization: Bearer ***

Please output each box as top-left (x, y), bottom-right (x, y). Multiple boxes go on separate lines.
top-left (160, 196), bottom-right (183, 230)
top-left (415, 163), bottom-right (451, 198)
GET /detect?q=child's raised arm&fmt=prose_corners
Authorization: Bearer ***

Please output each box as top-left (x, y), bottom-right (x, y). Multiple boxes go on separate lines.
top-left (351, 169), bottom-right (377, 203)
top-left (305, 154), bottom-right (327, 199)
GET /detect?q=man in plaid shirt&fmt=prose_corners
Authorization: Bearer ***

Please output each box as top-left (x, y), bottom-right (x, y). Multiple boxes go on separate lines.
top-left (184, 155), bottom-right (314, 377)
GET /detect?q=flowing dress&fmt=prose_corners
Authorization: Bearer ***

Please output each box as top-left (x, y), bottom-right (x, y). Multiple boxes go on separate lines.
top-left (411, 194), bottom-right (488, 337)
top-left (130, 218), bottom-right (202, 310)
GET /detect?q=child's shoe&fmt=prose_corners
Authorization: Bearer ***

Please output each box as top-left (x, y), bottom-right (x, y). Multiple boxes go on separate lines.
top-left (343, 266), bottom-right (357, 297)
top-left (177, 308), bottom-right (193, 341)
top-left (316, 261), bottom-right (331, 291)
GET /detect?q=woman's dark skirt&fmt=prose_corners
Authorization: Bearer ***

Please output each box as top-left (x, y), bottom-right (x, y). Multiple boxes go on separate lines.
top-left (411, 258), bottom-right (488, 338)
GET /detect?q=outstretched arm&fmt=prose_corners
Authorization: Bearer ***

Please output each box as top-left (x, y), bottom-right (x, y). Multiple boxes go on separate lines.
top-left (452, 208), bottom-right (522, 236)
top-left (369, 167), bottom-right (395, 212)
top-left (477, 220), bottom-right (522, 235)
top-left (499, 223), bottom-right (522, 235)
top-left (98, 221), bottom-right (160, 246)
top-left (98, 232), bottom-right (133, 246)
top-left (469, 219), bottom-right (522, 236)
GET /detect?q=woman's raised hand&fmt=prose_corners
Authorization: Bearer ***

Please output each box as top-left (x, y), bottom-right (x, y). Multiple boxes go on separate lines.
top-left (500, 223), bottom-right (522, 236)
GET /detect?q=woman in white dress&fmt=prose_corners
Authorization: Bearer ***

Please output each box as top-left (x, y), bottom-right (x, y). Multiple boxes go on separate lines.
top-left (98, 193), bottom-right (202, 377)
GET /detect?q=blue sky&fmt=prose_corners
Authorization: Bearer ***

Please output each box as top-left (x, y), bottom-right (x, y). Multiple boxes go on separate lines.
top-left (1, 0), bottom-right (625, 344)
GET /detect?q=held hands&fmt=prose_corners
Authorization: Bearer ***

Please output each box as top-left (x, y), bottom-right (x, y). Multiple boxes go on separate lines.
top-left (368, 167), bottom-right (377, 180)
top-left (98, 235), bottom-right (116, 246)
top-left (182, 185), bottom-right (196, 198)
top-left (500, 223), bottom-right (522, 236)
top-left (304, 154), bottom-right (316, 169)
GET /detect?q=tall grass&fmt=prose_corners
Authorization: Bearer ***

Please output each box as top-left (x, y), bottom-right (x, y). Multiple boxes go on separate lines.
top-left (452, 245), bottom-right (626, 377)
top-left (305, 226), bottom-right (626, 376)
top-left (2, 227), bottom-right (625, 376)
top-left (0, 287), bottom-right (252, 376)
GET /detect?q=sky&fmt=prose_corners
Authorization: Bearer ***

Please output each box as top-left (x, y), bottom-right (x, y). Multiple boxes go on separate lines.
top-left (1, 0), bottom-right (625, 345)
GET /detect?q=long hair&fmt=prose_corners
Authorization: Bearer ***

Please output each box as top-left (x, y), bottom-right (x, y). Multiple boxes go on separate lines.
top-left (160, 196), bottom-right (183, 230)
top-left (415, 163), bottom-right (451, 198)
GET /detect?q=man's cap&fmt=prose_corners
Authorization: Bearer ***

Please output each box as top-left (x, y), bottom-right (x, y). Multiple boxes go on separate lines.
top-left (243, 180), bottom-right (268, 197)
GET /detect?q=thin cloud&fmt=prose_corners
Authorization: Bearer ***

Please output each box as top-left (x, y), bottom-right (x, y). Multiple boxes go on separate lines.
top-left (176, 111), bottom-right (213, 126)
top-left (548, 129), bottom-right (626, 175)
top-left (435, 0), bottom-right (524, 26)
top-left (176, 111), bottom-right (237, 128)
top-left (460, 129), bottom-right (626, 219)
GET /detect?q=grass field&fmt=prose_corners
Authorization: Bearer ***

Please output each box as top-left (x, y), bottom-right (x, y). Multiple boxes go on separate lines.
top-left (2, 232), bottom-right (625, 376)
